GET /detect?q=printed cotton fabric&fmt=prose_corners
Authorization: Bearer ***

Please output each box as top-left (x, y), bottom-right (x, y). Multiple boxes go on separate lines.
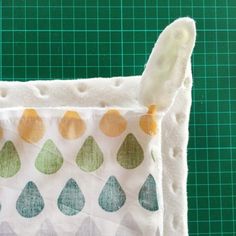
top-left (0, 107), bottom-right (162, 235)
top-left (0, 17), bottom-right (196, 236)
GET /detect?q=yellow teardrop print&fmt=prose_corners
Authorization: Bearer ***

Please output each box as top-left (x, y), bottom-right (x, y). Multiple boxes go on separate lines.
top-left (18, 109), bottom-right (45, 143)
top-left (59, 111), bottom-right (86, 139)
top-left (99, 110), bottom-right (127, 137)
top-left (0, 127), bottom-right (3, 139)
top-left (140, 105), bottom-right (157, 135)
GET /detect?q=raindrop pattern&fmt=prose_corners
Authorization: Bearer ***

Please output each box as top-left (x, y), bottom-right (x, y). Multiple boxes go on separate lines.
top-left (98, 176), bottom-right (126, 212)
top-left (0, 126), bottom-right (3, 139)
top-left (35, 139), bottom-right (63, 175)
top-left (57, 178), bottom-right (85, 216)
top-left (16, 181), bottom-right (44, 218)
top-left (0, 141), bottom-right (21, 178)
top-left (76, 217), bottom-right (101, 236)
top-left (99, 109), bottom-right (127, 137)
top-left (138, 174), bottom-right (159, 211)
top-left (59, 111), bottom-right (86, 139)
top-left (76, 136), bottom-right (104, 172)
top-left (0, 108), bottom-right (159, 234)
top-left (18, 109), bottom-right (45, 143)
top-left (139, 105), bottom-right (157, 135)
top-left (117, 133), bottom-right (144, 169)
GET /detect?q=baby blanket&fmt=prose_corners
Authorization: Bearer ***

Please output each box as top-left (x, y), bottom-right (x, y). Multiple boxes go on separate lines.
top-left (0, 17), bottom-right (196, 235)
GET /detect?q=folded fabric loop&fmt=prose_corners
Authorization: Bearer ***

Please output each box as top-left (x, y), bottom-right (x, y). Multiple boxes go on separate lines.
top-left (139, 17), bottom-right (196, 111)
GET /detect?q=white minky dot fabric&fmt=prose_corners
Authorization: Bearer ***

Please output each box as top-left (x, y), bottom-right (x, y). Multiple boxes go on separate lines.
top-left (0, 17), bottom-right (196, 235)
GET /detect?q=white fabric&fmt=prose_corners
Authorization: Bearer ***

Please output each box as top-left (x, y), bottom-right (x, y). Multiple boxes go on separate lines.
top-left (0, 17), bottom-right (196, 235)
top-left (0, 107), bottom-right (162, 235)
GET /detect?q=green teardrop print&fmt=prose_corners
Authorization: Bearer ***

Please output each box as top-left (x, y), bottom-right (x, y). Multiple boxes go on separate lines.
top-left (57, 178), bottom-right (85, 216)
top-left (98, 176), bottom-right (126, 212)
top-left (35, 139), bottom-right (63, 175)
top-left (76, 136), bottom-right (104, 172)
top-left (76, 217), bottom-right (101, 236)
top-left (117, 133), bottom-right (144, 169)
top-left (16, 181), bottom-right (44, 218)
top-left (0, 141), bottom-right (21, 178)
top-left (138, 174), bottom-right (159, 211)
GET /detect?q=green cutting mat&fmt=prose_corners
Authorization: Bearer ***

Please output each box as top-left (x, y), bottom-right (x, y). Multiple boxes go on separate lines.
top-left (1, 0), bottom-right (236, 235)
